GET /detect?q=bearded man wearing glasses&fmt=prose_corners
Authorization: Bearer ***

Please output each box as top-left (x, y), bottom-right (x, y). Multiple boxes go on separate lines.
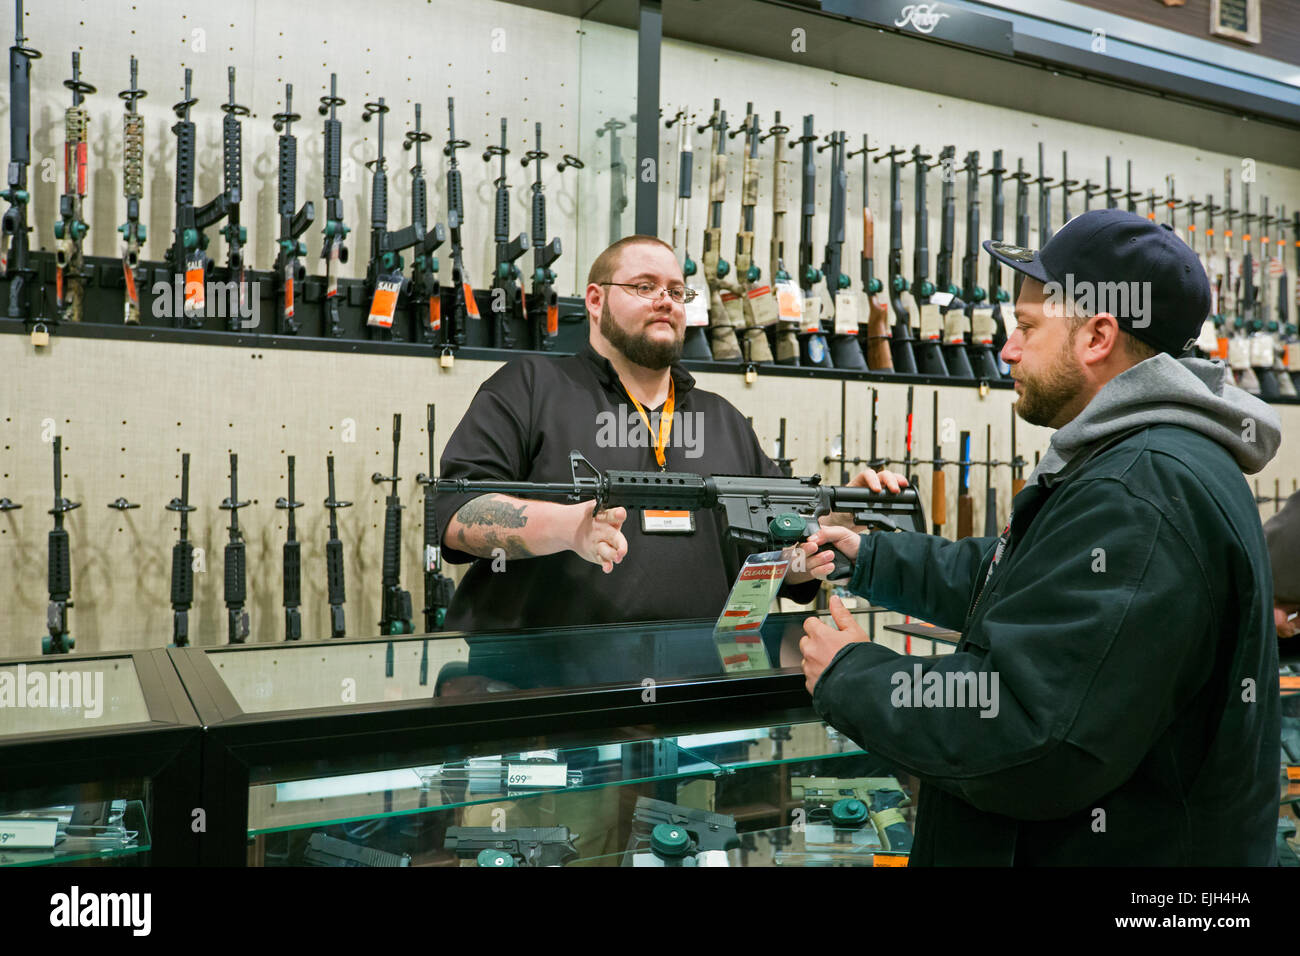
top-left (433, 235), bottom-right (835, 637)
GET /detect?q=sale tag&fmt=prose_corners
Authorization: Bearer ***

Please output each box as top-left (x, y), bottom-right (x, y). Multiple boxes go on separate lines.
top-left (506, 763), bottom-right (568, 789)
top-left (367, 278), bottom-right (402, 328)
top-left (713, 550), bottom-right (788, 673)
top-left (428, 295), bottom-right (441, 333)
top-left (184, 256), bottom-right (206, 316)
top-left (775, 280), bottom-right (803, 325)
top-left (463, 282), bottom-right (481, 320)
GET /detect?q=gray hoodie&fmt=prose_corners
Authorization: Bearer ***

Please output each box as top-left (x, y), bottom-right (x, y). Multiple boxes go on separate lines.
top-left (1028, 354), bottom-right (1281, 484)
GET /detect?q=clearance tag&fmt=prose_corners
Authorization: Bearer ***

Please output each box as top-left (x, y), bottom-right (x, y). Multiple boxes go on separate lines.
top-left (184, 255), bottom-right (206, 316)
top-left (748, 284), bottom-right (779, 327)
top-left (641, 509), bottom-right (695, 534)
top-left (720, 289), bottom-right (744, 328)
top-left (833, 289), bottom-right (862, 335)
top-left (463, 282), bottom-right (482, 320)
top-left (684, 277), bottom-right (710, 327)
top-left (367, 277), bottom-right (402, 328)
top-left (122, 259), bottom-right (139, 324)
top-left (282, 264), bottom-right (295, 320)
top-left (801, 292), bottom-right (823, 334)
top-left (428, 294), bottom-right (442, 333)
top-left (712, 550), bottom-right (788, 674)
top-left (775, 280), bottom-right (803, 326)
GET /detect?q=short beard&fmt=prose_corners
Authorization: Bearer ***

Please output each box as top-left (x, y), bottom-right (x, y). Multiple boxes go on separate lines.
top-left (1015, 330), bottom-right (1088, 428)
top-left (600, 300), bottom-right (683, 370)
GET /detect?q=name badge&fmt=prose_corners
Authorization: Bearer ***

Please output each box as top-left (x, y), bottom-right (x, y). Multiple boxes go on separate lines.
top-left (641, 509), bottom-right (695, 534)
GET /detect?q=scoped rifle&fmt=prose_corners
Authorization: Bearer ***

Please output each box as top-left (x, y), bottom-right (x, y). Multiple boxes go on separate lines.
top-left (699, 101), bottom-right (741, 362)
top-left (323, 454), bottom-right (351, 638)
top-left (373, 414), bottom-right (413, 636)
top-left (852, 135), bottom-right (891, 370)
top-left (956, 430), bottom-right (973, 540)
top-left (667, 108), bottom-right (713, 360)
top-left (211, 67), bottom-right (250, 331)
top-left (416, 404), bottom-right (455, 632)
top-left (907, 144), bottom-right (948, 376)
top-left (118, 56), bottom-right (146, 325)
top-left (444, 97), bottom-right (481, 347)
top-left (483, 117), bottom-right (527, 350)
top-left (403, 103), bottom-right (447, 347)
top-left (41, 435), bottom-right (79, 654)
top-left (821, 129), bottom-right (864, 370)
top-left (436, 450), bottom-right (927, 582)
top-left (54, 52), bottom-right (94, 323)
top-left (166, 453), bottom-right (196, 647)
top-left (935, 145), bottom-right (974, 378)
top-left (363, 98), bottom-right (423, 338)
top-left (522, 121), bottom-right (561, 352)
top-left (794, 115), bottom-right (830, 368)
top-left (2, 0), bottom-right (39, 323)
top-left (965, 149), bottom-right (1001, 379)
top-left (318, 74), bottom-right (350, 338)
top-left (875, 145), bottom-right (916, 372)
top-left (271, 84), bottom-right (316, 335)
top-left (275, 455), bottom-right (304, 641)
top-left (220, 453), bottom-right (251, 644)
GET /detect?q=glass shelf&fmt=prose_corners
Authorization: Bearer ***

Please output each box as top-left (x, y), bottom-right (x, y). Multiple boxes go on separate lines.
top-left (0, 658), bottom-right (150, 736)
top-left (0, 800), bottom-right (150, 867)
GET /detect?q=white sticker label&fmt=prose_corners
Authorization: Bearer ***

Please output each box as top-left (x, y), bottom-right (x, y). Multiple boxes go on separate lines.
top-left (0, 818), bottom-right (60, 849)
top-left (685, 276), bottom-right (710, 327)
top-left (833, 290), bottom-right (863, 335)
top-left (506, 763), bottom-right (569, 788)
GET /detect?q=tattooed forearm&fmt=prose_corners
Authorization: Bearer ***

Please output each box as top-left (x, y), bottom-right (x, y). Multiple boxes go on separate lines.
top-left (459, 496), bottom-right (529, 529)
top-left (449, 495), bottom-right (542, 559)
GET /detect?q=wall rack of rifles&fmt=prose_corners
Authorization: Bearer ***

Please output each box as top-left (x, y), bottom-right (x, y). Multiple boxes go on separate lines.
top-left (5, 5), bottom-right (1300, 395)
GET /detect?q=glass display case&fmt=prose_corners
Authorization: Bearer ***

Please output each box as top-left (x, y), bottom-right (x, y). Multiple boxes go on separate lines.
top-left (0, 648), bottom-right (201, 866)
top-left (170, 610), bottom-right (920, 866)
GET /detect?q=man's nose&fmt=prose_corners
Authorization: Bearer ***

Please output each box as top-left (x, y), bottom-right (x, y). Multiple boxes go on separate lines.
top-left (1000, 331), bottom-right (1021, 365)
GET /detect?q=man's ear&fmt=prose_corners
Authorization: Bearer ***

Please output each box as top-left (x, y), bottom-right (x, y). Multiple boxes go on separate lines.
top-left (1084, 312), bottom-right (1122, 364)
top-left (585, 282), bottom-right (603, 322)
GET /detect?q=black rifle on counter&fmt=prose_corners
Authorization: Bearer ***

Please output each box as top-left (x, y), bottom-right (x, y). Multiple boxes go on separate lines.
top-left (404, 103), bottom-right (447, 347)
top-left (54, 51), bottom-right (94, 324)
top-left (41, 435), bottom-right (79, 655)
top-left (362, 98), bottom-right (423, 338)
top-left (483, 118), bottom-right (528, 350)
top-left (166, 452), bottom-right (196, 647)
top-left (220, 453), bottom-right (251, 644)
top-left (416, 404), bottom-right (455, 633)
top-left (437, 451), bottom-right (927, 583)
top-left (373, 414), bottom-right (414, 638)
top-left (118, 56), bottom-right (146, 325)
top-left (271, 84), bottom-right (315, 335)
top-left (275, 455), bottom-right (304, 641)
top-left (324, 454), bottom-right (351, 639)
top-left (523, 121), bottom-right (562, 352)
top-left (318, 74), bottom-right (350, 338)
top-left (2, 0), bottom-right (40, 324)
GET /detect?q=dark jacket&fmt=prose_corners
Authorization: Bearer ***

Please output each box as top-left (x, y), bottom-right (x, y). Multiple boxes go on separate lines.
top-left (814, 420), bottom-right (1281, 865)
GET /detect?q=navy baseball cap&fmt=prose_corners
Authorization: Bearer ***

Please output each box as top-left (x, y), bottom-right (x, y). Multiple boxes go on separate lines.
top-left (983, 208), bottom-right (1211, 355)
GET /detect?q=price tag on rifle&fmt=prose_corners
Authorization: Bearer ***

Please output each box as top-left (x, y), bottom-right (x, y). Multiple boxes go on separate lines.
top-left (281, 264), bottom-right (296, 323)
top-left (801, 293), bottom-right (824, 334)
top-left (506, 762), bottom-right (568, 789)
top-left (685, 277), bottom-right (710, 327)
top-left (367, 276), bottom-right (402, 328)
top-left (462, 282), bottom-right (481, 321)
top-left (1226, 333), bottom-right (1251, 371)
top-left (712, 550), bottom-right (787, 674)
top-left (969, 306), bottom-right (995, 346)
top-left (747, 283), bottom-right (779, 327)
top-left (775, 280), bottom-right (803, 327)
top-left (122, 260), bottom-right (140, 324)
top-left (1249, 331), bottom-right (1275, 367)
top-left (184, 255), bottom-right (206, 316)
top-left (424, 544), bottom-right (441, 573)
top-left (832, 290), bottom-right (863, 336)
top-left (427, 294), bottom-right (442, 335)
top-left (720, 289), bottom-right (744, 329)
top-left (918, 302), bottom-right (943, 343)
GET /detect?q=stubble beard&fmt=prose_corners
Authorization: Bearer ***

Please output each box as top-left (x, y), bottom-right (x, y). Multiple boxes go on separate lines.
top-left (600, 300), bottom-right (683, 370)
top-left (1015, 332), bottom-right (1088, 429)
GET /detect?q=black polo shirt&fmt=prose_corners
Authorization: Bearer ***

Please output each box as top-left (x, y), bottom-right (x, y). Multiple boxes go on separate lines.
top-left (435, 343), bottom-right (819, 633)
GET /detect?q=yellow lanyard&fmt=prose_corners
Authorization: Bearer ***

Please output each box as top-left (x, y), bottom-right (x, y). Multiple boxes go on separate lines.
top-left (624, 379), bottom-right (675, 470)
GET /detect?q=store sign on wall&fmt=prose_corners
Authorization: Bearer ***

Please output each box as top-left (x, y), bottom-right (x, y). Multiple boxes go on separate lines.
top-left (1210, 0), bottom-right (1261, 44)
top-left (821, 0), bottom-right (1014, 56)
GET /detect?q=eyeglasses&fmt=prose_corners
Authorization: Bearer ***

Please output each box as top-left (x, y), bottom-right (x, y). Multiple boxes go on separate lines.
top-left (600, 281), bottom-right (698, 304)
